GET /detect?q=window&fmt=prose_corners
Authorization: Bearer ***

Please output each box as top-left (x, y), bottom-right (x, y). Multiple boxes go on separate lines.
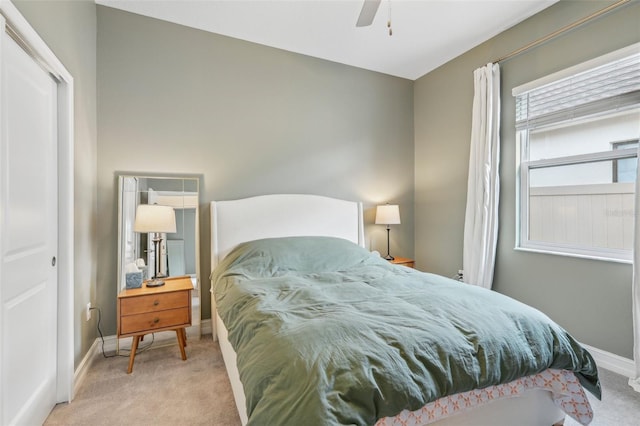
top-left (514, 44), bottom-right (640, 262)
top-left (612, 140), bottom-right (639, 183)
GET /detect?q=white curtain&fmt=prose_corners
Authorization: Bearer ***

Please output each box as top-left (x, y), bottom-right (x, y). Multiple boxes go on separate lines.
top-left (631, 144), bottom-right (640, 392)
top-left (463, 63), bottom-right (500, 289)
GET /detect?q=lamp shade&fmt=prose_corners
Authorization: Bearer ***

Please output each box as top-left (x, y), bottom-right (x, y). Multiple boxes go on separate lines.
top-left (134, 204), bottom-right (177, 233)
top-left (375, 204), bottom-right (400, 225)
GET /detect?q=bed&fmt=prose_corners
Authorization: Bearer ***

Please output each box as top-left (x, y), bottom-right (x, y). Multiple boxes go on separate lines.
top-left (209, 194), bottom-right (600, 426)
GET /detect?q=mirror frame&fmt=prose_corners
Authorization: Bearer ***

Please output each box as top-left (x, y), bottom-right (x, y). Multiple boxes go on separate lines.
top-left (116, 173), bottom-right (202, 335)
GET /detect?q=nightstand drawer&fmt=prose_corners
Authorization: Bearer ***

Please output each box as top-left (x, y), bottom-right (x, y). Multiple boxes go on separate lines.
top-left (120, 291), bottom-right (189, 316)
top-left (120, 307), bottom-right (190, 335)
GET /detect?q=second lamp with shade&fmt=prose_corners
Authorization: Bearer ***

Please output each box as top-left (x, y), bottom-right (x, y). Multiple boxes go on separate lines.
top-left (375, 204), bottom-right (401, 260)
top-left (134, 204), bottom-right (177, 287)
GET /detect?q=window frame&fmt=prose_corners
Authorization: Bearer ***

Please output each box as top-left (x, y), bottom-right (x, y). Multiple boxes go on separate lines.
top-left (612, 139), bottom-right (639, 183)
top-left (513, 43), bottom-right (639, 263)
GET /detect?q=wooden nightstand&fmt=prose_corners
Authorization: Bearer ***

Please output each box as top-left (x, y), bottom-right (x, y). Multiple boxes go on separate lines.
top-left (117, 276), bottom-right (192, 373)
top-left (389, 257), bottom-right (415, 268)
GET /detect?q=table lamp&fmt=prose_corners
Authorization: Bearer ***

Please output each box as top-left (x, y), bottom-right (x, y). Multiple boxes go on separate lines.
top-left (375, 204), bottom-right (400, 260)
top-left (134, 204), bottom-right (177, 287)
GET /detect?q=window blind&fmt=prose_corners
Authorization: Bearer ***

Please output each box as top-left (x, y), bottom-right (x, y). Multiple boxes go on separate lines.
top-left (515, 51), bottom-right (640, 130)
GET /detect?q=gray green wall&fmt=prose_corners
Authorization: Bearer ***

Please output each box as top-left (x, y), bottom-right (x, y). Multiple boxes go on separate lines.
top-left (13, 0), bottom-right (98, 368)
top-left (96, 6), bottom-right (415, 335)
top-left (14, 0), bottom-right (637, 368)
top-left (415, 0), bottom-right (640, 358)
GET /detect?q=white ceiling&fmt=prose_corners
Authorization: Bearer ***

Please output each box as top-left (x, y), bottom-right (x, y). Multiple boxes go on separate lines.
top-left (96, 0), bottom-right (559, 80)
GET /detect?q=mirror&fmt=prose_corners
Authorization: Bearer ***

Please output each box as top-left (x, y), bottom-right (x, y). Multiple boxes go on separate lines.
top-left (117, 175), bottom-right (201, 335)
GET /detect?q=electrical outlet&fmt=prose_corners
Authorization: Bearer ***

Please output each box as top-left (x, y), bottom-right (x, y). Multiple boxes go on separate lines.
top-left (86, 302), bottom-right (92, 321)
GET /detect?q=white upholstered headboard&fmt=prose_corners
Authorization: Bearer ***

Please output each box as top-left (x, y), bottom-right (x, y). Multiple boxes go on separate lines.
top-left (210, 194), bottom-right (364, 269)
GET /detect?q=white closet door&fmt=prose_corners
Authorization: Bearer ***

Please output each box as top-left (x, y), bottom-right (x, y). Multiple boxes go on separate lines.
top-left (0, 30), bottom-right (58, 425)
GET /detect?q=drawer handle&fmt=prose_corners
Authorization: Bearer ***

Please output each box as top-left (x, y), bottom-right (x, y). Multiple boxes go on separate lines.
top-left (153, 300), bottom-right (160, 306)
top-left (153, 318), bottom-right (160, 324)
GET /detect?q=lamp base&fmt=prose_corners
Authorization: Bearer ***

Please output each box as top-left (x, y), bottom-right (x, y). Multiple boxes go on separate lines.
top-left (146, 279), bottom-right (165, 287)
top-left (383, 254), bottom-right (395, 261)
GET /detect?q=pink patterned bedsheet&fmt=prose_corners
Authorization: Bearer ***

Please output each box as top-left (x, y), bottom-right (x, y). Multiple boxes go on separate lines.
top-left (375, 369), bottom-right (593, 426)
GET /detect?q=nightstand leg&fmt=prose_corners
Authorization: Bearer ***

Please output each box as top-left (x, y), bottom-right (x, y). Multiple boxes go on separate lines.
top-left (181, 327), bottom-right (187, 347)
top-left (127, 335), bottom-right (141, 374)
top-left (176, 328), bottom-right (187, 360)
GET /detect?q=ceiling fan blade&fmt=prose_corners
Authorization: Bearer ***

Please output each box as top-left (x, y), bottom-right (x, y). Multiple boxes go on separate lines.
top-left (356, 0), bottom-right (382, 27)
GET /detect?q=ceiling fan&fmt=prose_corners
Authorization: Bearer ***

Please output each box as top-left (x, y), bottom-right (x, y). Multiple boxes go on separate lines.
top-left (355, 0), bottom-right (382, 27)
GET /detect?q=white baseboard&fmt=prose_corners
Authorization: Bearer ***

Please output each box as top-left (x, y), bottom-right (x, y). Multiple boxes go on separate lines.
top-left (110, 332), bottom-right (182, 353)
top-left (201, 318), bottom-right (212, 335)
top-left (73, 338), bottom-right (102, 399)
top-left (581, 343), bottom-right (635, 378)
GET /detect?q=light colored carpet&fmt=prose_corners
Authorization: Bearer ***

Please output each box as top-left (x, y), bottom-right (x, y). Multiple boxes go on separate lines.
top-left (46, 336), bottom-right (639, 425)
top-left (565, 367), bottom-right (640, 426)
top-left (45, 335), bottom-right (241, 426)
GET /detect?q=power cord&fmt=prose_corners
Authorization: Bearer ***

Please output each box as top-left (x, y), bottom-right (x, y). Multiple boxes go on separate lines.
top-left (90, 306), bottom-right (155, 358)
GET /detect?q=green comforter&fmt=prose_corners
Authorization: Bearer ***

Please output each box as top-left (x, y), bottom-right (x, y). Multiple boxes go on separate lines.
top-left (211, 237), bottom-right (600, 426)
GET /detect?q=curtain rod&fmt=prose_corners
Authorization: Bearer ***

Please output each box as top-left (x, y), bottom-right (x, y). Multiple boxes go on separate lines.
top-left (493, 0), bottom-right (631, 64)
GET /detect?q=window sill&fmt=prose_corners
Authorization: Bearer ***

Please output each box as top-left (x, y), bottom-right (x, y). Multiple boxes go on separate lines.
top-left (514, 245), bottom-right (632, 264)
